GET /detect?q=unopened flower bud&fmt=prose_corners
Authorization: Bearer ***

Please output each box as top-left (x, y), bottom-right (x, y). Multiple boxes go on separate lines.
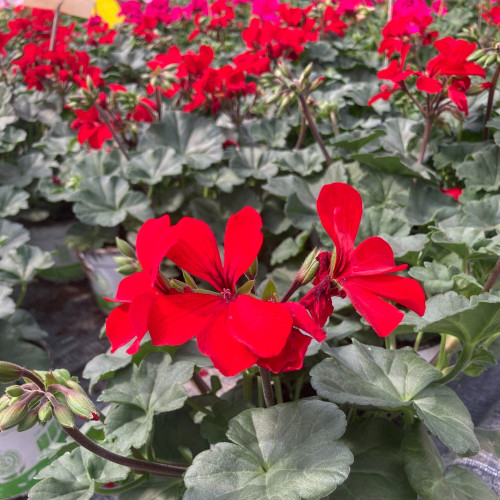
top-left (0, 395), bottom-right (10, 412)
top-left (53, 403), bottom-right (74, 428)
top-left (0, 399), bottom-right (28, 431)
top-left (5, 386), bottom-right (24, 398)
top-left (0, 361), bottom-right (22, 383)
top-left (115, 237), bottom-right (136, 259)
top-left (296, 248), bottom-right (321, 286)
top-left (262, 279), bottom-right (278, 302)
top-left (17, 408), bottom-right (39, 432)
top-left (65, 390), bottom-right (99, 421)
top-left (38, 403), bottom-right (53, 424)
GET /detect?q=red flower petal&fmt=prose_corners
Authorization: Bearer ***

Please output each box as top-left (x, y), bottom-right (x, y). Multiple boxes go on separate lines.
top-left (349, 236), bottom-right (407, 277)
top-left (346, 274), bottom-right (426, 316)
top-left (167, 218), bottom-right (224, 290)
top-left (135, 215), bottom-right (171, 276)
top-left (148, 293), bottom-right (219, 346)
top-left (341, 282), bottom-right (405, 337)
top-left (284, 302), bottom-right (326, 341)
top-left (197, 311), bottom-right (258, 376)
top-left (317, 183), bottom-right (362, 258)
top-left (257, 328), bottom-right (311, 373)
top-left (223, 206), bottom-right (263, 287)
top-left (128, 293), bottom-right (157, 348)
top-left (416, 76), bottom-right (443, 94)
top-left (106, 304), bottom-right (135, 352)
top-left (111, 271), bottom-right (151, 303)
top-left (227, 295), bottom-right (292, 358)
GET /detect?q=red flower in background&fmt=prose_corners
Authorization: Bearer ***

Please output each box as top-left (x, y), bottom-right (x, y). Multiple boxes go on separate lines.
top-left (301, 183), bottom-right (426, 337)
top-left (70, 100), bottom-right (113, 149)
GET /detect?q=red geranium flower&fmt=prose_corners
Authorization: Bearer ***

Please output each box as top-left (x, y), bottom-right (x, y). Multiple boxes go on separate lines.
top-left (147, 207), bottom-right (318, 376)
top-left (106, 215), bottom-right (176, 354)
top-left (301, 183), bottom-right (426, 337)
top-left (70, 106), bottom-right (113, 150)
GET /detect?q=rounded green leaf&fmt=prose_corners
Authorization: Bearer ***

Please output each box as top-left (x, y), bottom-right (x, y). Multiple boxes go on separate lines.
top-left (184, 400), bottom-right (353, 500)
top-left (127, 147), bottom-right (183, 185)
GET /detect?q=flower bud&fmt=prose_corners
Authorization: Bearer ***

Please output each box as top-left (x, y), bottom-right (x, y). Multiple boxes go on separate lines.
top-left (0, 361), bottom-right (22, 383)
top-left (0, 395), bottom-right (10, 412)
top-left (53, 403), bottom-right (74, 428)
top-left (296, 248), bottom-right (321, 286)
top-left (116, 237), bottom-right (136, 259)
top-left (5, 386), bottom-right (24, 398)
top-left (0, 400), bottom-right (28, 431)
top-left (17, 409), bottom-right (38, 432)
top-left (38, 403), bottom-right (53, 424)
top-left (261, 279), bottom-right (278, 302)
top-left (65, 390), bottom-right (99, 421)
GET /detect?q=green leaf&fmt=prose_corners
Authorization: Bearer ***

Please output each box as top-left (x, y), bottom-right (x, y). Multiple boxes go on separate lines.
top-left (331, 129), bottom-right (386, 153)
top-left (270, 230), bottom-right (309, 265)
top-left (327, 418), bottom-right (415, 500)
top-left (70, 176), bottom-right (153, 227)
top-left (0, 219), bottom-right (30, 258)
top-left (404, 183), bottom-right (459, 225)
top-left (65, 223), bottom-right (117, 251)
top-left (285, 192), bottom-right (318, 230)
top-left (10, 309), bottom-right (48, 341)
top-left (433, 143), bottom-right (482, 169)
top-left (407, 292), bottom-right (500, 345)
top-left (413, 384), bottom-right (479, 455)
top-left (305, 40), bottom-right (338, 62)
top-left (0, 318), bottom-right (50, 370)
top-left (0, 84), bottom-right (17, 131)
top-left (0, 245), bottom-right (54, 284)
top-left (357, 170), bottom-right (412, 208)
top-left (402, 423), bottom-right (496, 500)
top-left (153, 407), bottom-right (210, 462)
top-left (82, 350), bottom-right (132, 391)
top-left (195, 166), bottom-right (245, 193)
top-left (230, 147), bottom-right (279, 180)
top-left (380, 233), bottom-right (428, 265)
top-left (456, 146), bottom-right (500, 192)
top-left (139, 111), bottom-right (224, 170)
top-left (31, 447), bottom-right (129, 500)
top-left (200, 399), bottom-right (254, 445)
top-left (246, 117), bottom-right (291, 148)
top-left (462, 194), bottom-right (500, 229)
top-left (356, 206), bottom-right (409, 242)
top-left (409, 262), bottom-right (457, 295)
top-left (127, 147), bottom-right (183, 185)
top-left (105, 404), bottom-right (153, 453)
top-left (352, 153), bottom-right (427, 179)
top-left (73, 148), bottom-right (126, 178)
top-left (184, 400), bottom-right (353, 500)
top-left (380, 117), bottom-right (417, 156)
top-left (431, 227), bottom-right (500, 260)
top-left (0, 153), bottom-right (52, 187)
top-left (475, 428), bottom-right (500, 457)
top-left (0, 126), bottom-right (27, 153)
top-left (311, 340), bottom-right (442, 408)
top-left (98, 352), bottom-right (194, 413)
top-left (0, 186), bottom-right (29, 217)
top-left (118, 478), bottom-right (185, 499)
top-left (274, 146), bottom-right (324, 175)
top-left (0, 284), bottom-right (15, 319)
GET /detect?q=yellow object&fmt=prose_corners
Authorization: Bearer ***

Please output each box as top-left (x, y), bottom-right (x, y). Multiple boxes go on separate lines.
top-left (93, 0), bottom-right (123, 27)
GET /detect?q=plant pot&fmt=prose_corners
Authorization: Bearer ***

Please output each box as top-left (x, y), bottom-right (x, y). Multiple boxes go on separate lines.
top-left (0, 421), bottom-right (65, 500)
top-left (78, 248), bottom-right (122, 312)
top-left (29, 222), bottom-right (84, 282)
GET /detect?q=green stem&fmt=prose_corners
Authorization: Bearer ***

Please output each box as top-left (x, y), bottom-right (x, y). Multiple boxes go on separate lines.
top-left (243, 370), bottom-right (253, 401)
top-left (413, 331), bottom-right (424, 352)
top-left (63, 427), bottom-right (187, 477)
top-left (256, 375), bottom-right (264, 407)
top-left (436, 334), bottom-right (448, 370)
top-left (15, 282), bottom-right (28, 308)
top-left (418, 117), bottom-right (433, 164)
top-left (272, 376), bottom-right (283, 404)
top-left (298, 94), bottom-right (332, 165)
top-left (146, 185), bottom-right (154, 199)
top-left (483, 63), bottom-right (500, 140)
top-left (385, 335), bottom-right (396, 350)
top-left (403, 409), bottom-right (414, 428)
top-left (259, 367), bottom-right (275, 408)
top-left (482, 257), bottom-right (500, 293)
top-left (96, 475), bottom-right (147, 495)
top-left (438, 344), bottom-right (474, 384)
top-left (483, 331), bottom-right (500, 348)
top-left (294, 374), bottom-right (304, 401)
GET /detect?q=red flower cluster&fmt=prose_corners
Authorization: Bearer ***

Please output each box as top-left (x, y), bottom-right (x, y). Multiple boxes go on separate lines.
top-left (84, 15), bottom-right (117, 46)
top-left (106, 183), bottom-right (425, 374)
top-left (106, 207), bottom-right (325, 376)
top-left (189, 0), bottom-right (236, 41)
top-left (301, 183), bottom-right (426, 337)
